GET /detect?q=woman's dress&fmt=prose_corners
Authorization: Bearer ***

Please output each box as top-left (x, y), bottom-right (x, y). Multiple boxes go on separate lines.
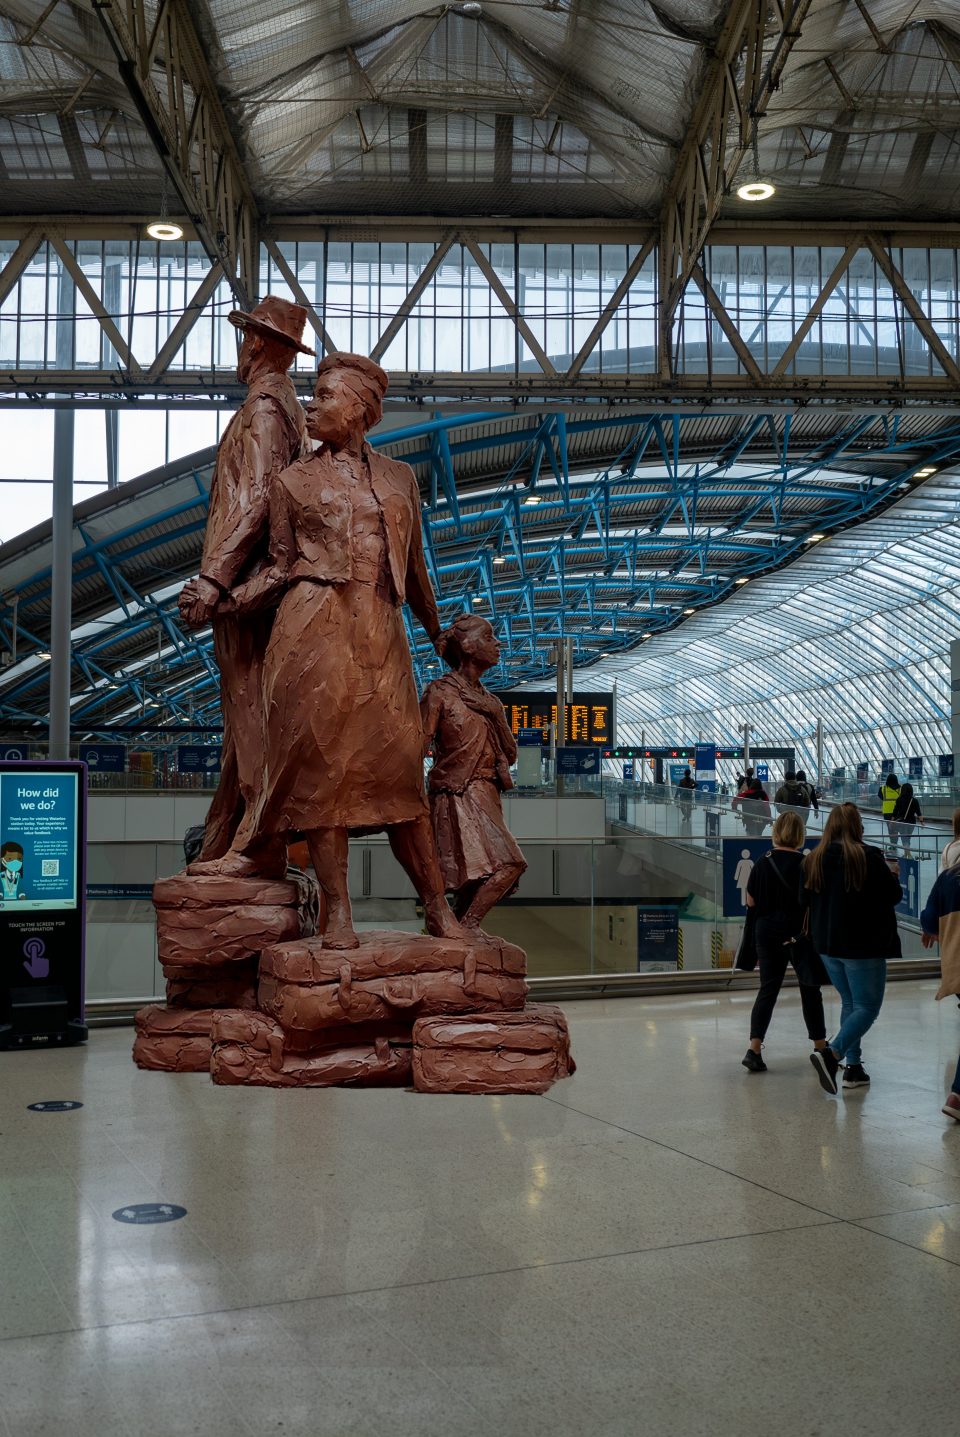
top-left (254, 453), bottom-right (428, 834)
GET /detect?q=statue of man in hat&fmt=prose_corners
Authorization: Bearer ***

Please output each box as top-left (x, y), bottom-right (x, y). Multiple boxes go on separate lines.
top-left (179, 295), bottom-right (313, 876)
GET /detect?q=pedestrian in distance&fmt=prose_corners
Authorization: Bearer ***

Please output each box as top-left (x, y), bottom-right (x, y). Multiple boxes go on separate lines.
top-left (890, 781), bottom-right (923, 857)
top-left (741, 811), bottom-right (830, 1073)
top-left (774, 769), bottom-right (816, 820)
top-left (878, 770), bottom-right (901, 852)
top-left (920, 857), bottom-right (960, 1122)
top-left (804, 802), bottom-right (902, 1094)
top-left (795, 769), bottom-right (820, 818)
top-left (676, 767), bottom-right (696, 828)
top-left (732, 775), bottom-right (771, 837)
top-left (940, 808), bottom-right (960, 872)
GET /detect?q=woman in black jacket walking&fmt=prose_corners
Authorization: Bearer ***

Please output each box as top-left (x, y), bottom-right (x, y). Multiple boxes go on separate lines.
top-left (804, 803), bottom-right (902, 1094)
top-left (741, 811), bottom-right (829, 1073)
top-left (890, 781), bottom-right (923, 856)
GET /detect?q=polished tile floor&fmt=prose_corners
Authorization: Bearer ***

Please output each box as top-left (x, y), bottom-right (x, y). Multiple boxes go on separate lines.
top-left (2, 982), bottom-right (960, 1436)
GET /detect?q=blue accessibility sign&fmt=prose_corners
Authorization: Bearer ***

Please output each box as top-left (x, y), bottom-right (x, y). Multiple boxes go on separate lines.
top-left (27, 1100), bottom-right (83, 1112)
top-left (112, 1203), bottom-right (187, 1225)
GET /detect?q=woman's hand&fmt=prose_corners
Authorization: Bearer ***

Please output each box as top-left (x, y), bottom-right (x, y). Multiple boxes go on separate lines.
top-left (921, 931), bottom-right (938, 949)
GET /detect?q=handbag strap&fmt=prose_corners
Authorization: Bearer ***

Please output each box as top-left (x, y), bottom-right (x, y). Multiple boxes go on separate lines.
top-left (766, 853), bottom-right (811, 936)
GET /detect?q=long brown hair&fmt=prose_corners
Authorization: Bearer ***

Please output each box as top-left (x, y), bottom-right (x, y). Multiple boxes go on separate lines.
top-left (803, 802), bottom-right (867, 892)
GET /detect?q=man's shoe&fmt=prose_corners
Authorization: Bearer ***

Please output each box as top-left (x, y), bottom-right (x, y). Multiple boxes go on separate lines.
top-left (843, 1063), bottom-right (871, 1088)
top-left (742, 1049), bottom-right (767, 1073)
top-left (810, 1047), bottom-right (840, 1095)
top-left (942, 1093), bottom-right (960, 1122)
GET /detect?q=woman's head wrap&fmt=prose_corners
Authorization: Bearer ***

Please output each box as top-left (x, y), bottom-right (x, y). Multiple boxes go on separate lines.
top-left (316, 353), bottom-right (388, 428)
top-left (438, 614), bottom-right (493, 669)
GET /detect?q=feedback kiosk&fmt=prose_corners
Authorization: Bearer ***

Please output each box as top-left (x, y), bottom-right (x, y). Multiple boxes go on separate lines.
top-left (0, 760), bottom-right (87, 1049)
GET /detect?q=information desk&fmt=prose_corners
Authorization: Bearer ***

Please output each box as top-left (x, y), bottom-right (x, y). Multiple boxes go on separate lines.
top-left (0, 760), bottom-right (87, 1049)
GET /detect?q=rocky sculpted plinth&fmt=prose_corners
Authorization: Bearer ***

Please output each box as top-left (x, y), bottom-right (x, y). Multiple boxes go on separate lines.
top-left (411, 1005), bottom-right (575, 1095)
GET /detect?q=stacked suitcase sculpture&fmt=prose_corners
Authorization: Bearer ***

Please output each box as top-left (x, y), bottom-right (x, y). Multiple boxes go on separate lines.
top-left (135, 893), bottom-right (575, 1096)
top-left (132, 869), bottom-right (319, 1073)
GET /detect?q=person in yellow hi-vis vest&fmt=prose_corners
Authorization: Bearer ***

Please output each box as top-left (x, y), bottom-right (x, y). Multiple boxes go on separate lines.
top-left (878, 771), bottom-right (901, 852)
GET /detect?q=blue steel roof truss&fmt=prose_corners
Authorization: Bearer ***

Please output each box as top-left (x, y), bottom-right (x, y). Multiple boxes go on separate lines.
top-left (3, 406), bottom-right (960, 737)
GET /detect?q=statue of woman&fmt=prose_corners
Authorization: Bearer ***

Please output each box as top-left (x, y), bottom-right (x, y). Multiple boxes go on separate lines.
top-left (231, 353), bottom-right (460, 949)
top-left (420, 615), bottom-right (527, 930)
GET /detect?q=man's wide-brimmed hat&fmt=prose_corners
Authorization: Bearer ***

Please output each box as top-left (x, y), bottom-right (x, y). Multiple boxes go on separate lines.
top-left (228, 295), bottom-right (314, 355)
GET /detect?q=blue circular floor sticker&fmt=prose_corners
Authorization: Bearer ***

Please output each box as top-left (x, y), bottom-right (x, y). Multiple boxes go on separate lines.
top-left (27, 1101), bottom-right (83, 1112)
top-left (112, 1203), bottom-right (187, 1225)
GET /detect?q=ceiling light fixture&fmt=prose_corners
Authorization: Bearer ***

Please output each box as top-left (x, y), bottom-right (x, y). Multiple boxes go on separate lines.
top-left (736, 114), bottom-right (775, 203)
top-left (493, 555), bottom-right (506, 565)
top-left (805, 532), bottom-right (826, 543)
top-left (913, 466), bottom-right (937, 477)
top-left (736, 180), bottom-right (775, 202)
top-left (146, 176), bottom-right (184, 241)
top-left (472, 595), bottom-right (484, 604)
top-left (683, 607), bottom-right (695, 615)
top-left (146, 220), bottom-right (184, 241)
top-left (735, 577), bottom-right (749, 585)
top-left (523, 494), bottom-right (541, 506)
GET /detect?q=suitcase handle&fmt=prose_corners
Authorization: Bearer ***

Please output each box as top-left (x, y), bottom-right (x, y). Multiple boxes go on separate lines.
top-left (381, 976), bottom-right (419, 1009)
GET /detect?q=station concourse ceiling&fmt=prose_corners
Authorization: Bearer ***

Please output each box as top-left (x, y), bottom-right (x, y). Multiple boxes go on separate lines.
top-left (1, 1), bottom-right (960, 733)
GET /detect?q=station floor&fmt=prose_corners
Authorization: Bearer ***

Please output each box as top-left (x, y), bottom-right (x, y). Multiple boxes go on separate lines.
top-left (2, 983), bottom-right (960, 1437)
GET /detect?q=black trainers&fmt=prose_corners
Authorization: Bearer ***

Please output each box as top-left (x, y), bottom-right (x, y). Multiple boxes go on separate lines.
top-left (843, 1063), bottom-right (870, 1088)
top-left (810, 1047), bottom-right (840, 1095)
top-left (742, 1049), bottom-right (767, 1073)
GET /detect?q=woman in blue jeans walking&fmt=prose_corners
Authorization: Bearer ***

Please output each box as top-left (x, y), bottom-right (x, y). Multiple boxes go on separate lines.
top-left (920, 860), bottom-right (960, 1122)
top-left (803, 803), bottom-right (902, 1094)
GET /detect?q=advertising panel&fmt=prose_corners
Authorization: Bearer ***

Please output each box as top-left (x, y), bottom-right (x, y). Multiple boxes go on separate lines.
top-left (694, 742), bottom-right (717, 794)
top-left (79, 743), bottom-right (125, 773)
top-left (636, 906), bottom-right (680, 971)
top-left (176, 745), bottom-right (222, 774)
top-left (556, 747), bottom-right (600, 776)
top-left (940, 754), bottom-right (955, 778)
top-left (0, 761), bottom-right (87, 1050)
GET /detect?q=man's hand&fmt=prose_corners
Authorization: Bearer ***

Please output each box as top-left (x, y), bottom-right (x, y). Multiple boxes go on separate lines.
top-left (921, 931), bottom-right (938, 949)
top-left (179, 576), bottom-right (222, 629)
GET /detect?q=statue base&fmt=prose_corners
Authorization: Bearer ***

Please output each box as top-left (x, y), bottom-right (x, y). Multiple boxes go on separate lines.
top-left (136, 908), bottom-right (573, 1094)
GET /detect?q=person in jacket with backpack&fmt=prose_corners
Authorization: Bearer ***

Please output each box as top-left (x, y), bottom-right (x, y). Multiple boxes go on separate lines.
top-left (890, 781), bottom-right (923, 856)
top-left (675, 767), bottom-right (696, 829)
top-left (920, 857), bottom-right (960, 1121)
top-left (741, 810), bottom-right (829, 1073)
top-left (878, 771), bottom-right (901, 851)
top-left (732, 776), bottom-right (771, 836)
top-left (804, 802), bottom-right (902, 1094)
top-left (774, 769), bottom-right (817, 822)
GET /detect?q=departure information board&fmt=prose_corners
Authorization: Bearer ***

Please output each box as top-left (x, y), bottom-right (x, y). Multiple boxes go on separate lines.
top-left (494, 691), bottom-right (614, 746)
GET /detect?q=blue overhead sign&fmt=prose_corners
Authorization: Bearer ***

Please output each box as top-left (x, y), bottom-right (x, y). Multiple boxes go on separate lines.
top-left (940, 755), bottom-right (955, 778)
